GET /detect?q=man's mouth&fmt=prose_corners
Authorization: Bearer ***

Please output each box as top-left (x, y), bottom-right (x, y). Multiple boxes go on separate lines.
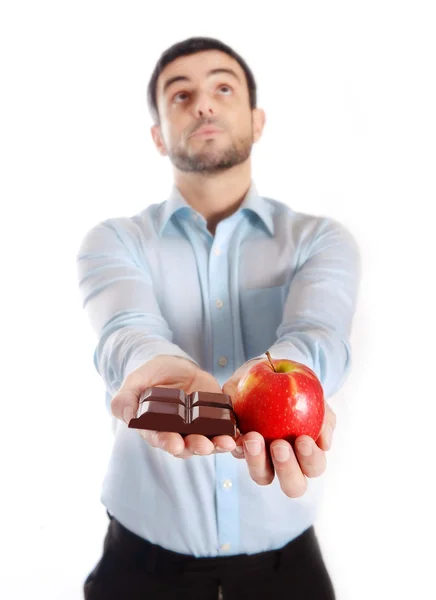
top-left (191, 125), bottom-right (224, 138)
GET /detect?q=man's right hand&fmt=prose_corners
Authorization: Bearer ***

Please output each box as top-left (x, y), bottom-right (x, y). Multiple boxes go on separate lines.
top-left (110, 355), bottom-right (237, 459)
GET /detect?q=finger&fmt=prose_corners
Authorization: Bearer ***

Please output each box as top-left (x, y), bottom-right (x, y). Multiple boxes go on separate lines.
top-left (243, 432), bottom-right (274, 486)
top-left (212, 435), bottom-right (237, 454)
top-left (110, 359), bottom-right (188, 424)
top-left (294, 435), bottom-right (326, 478)
top-left (231, 437), bottom-right (245, 459)
top-left (183, 434), bottom-right (215, 456)
top-left (139, 430), bottom-right (185, 456)
top-left (316, 403), bottom-right (337, 451)
top-left (222, 380), bottom-right (237, 401)
top-left (111, 364), bottom-right (164, 423)
top-left (155, 435), bottom-right (236, 460)
top-left (231, 434), bottom-right (245, 459)
top-left (270, 440), bottom-right (308, 498)
top-left (111, 388), bottom-right (140, 424)
top-left (171, 441), bottom-right (235, 460)
top-left (222, 358), bottom-right (265, 399)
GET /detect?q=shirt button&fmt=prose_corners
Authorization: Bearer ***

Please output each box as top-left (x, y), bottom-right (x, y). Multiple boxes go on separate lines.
top-left (222, 479), bottom-right (232, 489)
top-left (218, 356), bottom-right (228, 367)
top-left (220, 543), bottom-right (231, 552)
top-left (214, 247), bottom-right (221, 256)
top-left (215, 299), bottom-right (224, 309)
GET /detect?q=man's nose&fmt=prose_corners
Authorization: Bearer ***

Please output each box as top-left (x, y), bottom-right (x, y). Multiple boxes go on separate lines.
top-left (195, 92), bottom-right (215, 118)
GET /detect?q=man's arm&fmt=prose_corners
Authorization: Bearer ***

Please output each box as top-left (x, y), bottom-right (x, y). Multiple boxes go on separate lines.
top-left (223, 217), bottom-right (361, 497)
top-left (255, 217), bottom-right (361, 398)
top-left (76, 219), bottom-right (237, 457)
top-left (76, 219), bottom-right (198, 396)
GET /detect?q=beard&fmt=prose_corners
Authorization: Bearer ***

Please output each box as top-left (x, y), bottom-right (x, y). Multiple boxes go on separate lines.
top-left (167, 131), bottom-right (253, 174)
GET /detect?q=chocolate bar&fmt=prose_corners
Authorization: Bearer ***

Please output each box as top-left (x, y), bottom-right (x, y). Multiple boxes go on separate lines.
top-left (128, 387), bottom-right (237, 437)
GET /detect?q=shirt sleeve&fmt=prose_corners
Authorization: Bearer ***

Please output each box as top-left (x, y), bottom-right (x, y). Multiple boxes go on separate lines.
top-left (264, 218), bottom-right (361, 398)
top-left (76, 219), bottom-right (199, 396)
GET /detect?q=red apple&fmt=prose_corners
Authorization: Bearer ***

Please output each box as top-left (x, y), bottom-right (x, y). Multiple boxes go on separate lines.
top-left (233, 352), bottom-right (325, 444)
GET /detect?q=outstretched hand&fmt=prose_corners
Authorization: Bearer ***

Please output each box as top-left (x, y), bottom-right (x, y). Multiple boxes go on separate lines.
top-left (222, 359), bottom-right (336, 498)
top-left (111, 355), bottom-right (237, 459)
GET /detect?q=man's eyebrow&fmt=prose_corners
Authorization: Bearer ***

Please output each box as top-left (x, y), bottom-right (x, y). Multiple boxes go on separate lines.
top-left (162, 68), bottom-right (241, 95)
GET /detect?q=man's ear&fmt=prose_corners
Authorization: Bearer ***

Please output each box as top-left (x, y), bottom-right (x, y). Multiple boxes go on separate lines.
top-left (151, 124), bottom-right (168, 156)
top-left (252, 108), bottom-right (266, 143)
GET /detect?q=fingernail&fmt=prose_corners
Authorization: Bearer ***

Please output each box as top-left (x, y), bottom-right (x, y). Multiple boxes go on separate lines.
top-left (123, 406), bottom-right (133, 424)
top-left (272, 444), bottom-right (290, 462)
top-left (215, 446), bottom-right (228, 453)
top-left (244, 440), bottom-right (262, 456)
top-left (297, 441), bottom-right (313, 457)
top-left (325, 426), bottom-right (333, 448)
top-left (235, 445), bottom-right (244, 454)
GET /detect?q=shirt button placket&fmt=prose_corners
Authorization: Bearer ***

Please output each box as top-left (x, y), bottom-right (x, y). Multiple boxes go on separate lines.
top-left (209, 231), bottom-right (239, 555)
top-left (209, 238), bottom-right (232, 376)
top-left (215, 454), bottom-right (239, 555)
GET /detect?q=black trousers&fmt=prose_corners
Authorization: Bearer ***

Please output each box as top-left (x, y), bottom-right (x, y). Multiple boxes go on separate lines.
top-left (84, 513), bottom-right (335, 599)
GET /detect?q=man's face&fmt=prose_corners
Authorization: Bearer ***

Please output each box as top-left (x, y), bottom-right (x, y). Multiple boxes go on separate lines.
top-left (152, 50), bottom-right (264, 174)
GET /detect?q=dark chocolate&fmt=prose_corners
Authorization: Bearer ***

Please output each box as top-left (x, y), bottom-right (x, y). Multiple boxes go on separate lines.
top-left (128, 387), bottom-right (237, 437)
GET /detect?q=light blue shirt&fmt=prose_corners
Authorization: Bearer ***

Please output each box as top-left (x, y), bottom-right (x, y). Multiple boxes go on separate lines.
top-left (76, 181), bottom-right (360, 557)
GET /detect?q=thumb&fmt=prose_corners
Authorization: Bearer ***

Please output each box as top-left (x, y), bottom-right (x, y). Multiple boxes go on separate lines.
top-left (316, 403), bottom-right (337, 451)
top-left (110, 355), bottom-right (199, 424)
top-left (110, 359), bottom-right (166, 424)
top-left (222, 377), bottom-right (237, 400)
top-left (111, 381), bottom-right (144, 425)
top-left (223, 358), bottom-right (265, 399)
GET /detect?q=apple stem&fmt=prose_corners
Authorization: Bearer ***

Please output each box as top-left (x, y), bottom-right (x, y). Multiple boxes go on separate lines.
top-left (265, 351), bottom-right (277, 372)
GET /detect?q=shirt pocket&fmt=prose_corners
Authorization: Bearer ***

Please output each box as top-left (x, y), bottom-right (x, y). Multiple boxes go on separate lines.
top-left (239, 283), bottom-right (288, 360)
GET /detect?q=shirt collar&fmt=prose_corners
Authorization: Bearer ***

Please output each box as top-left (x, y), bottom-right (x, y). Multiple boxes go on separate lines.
top-left (157, 181), bottom-right (274, 236)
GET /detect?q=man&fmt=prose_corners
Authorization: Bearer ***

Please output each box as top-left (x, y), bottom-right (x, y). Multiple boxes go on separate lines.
top-left (77, 36), bottom-right (360, 599)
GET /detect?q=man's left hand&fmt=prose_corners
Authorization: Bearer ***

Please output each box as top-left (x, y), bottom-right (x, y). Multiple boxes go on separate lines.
top-left (222, 359), bottom-right (336, 498)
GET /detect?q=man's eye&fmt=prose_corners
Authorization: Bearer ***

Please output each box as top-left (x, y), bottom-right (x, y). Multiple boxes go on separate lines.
top-left (218, 85), bottom-right (233, 95)
top-left (174, 92), bottom-right (189, 103)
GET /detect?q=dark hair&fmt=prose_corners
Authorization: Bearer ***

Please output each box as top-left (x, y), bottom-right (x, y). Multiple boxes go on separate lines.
top-left (147, 37), bottom-right (257, 123)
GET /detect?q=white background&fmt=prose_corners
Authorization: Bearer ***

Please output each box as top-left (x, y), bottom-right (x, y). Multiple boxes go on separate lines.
top-left (1, 1), bottom-right (435, 598)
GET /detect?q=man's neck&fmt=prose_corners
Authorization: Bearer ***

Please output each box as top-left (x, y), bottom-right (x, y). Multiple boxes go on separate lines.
top-left (173, 160), bottom-right (252, 235)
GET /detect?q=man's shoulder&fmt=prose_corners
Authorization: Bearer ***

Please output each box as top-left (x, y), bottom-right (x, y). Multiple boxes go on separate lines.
top-left (260, 194), bottom-right (328, 230)
top-left (76, 201), bottom-right (166, 258)
top-left (260, 194), bottom-right (358, 249)
top-left (85, 201), bottom-right (165, 237)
